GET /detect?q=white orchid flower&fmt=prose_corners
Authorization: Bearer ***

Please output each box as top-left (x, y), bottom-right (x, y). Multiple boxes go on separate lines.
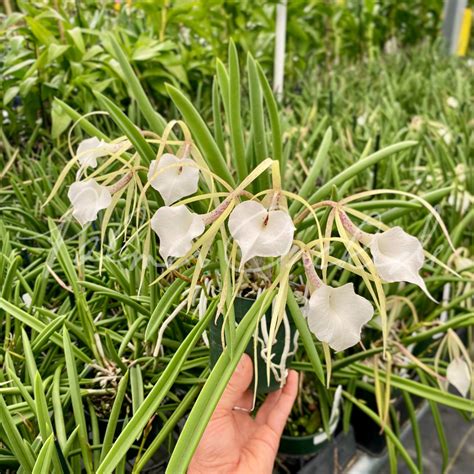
top-left (68, 179), bottom-right (112, 226)
top-left (76, 137), bottom-right (118, 169)
top-left (22, 293), bottom-right (32, 308)
top-left (446, 97), bottom-right (459, 109)
top-left (151, 205), bottom-right (205, 263)
top-left (304, 283), bottom-right (374, 352)
top-left (446, 357), bottom-right (472, 398)
top-left (384, 37), bottom-right (398, 55)
top-left (409, 115), bottom-right (423, 132)
top-left (228, 200), bottom-right (295, 266)
top-left (148, 153), bottom-right (199, 205)
top-left (368, 226), bottom-right (434, 300)
top-left (438, 127), bottom-right (452, 145)
top-left (356, 114), bottom-right (367, 126)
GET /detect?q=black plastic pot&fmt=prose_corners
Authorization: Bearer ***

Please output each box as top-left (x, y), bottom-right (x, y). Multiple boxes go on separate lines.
top-left (351, 387), bottom-right (423, 456)
top-left (209, 296), bottom-right (296, 394)
top-left (279, 431), bottom-right (330, 456)
top-left (276, 427), bottom-right (356, 474)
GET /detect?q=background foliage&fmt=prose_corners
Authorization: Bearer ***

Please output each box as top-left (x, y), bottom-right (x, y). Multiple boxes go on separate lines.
top-left (0, 1), bottom-right (473, 473)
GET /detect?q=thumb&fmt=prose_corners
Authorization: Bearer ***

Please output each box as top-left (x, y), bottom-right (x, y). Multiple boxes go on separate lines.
top-left (217, 353), bottom-right (253, 411)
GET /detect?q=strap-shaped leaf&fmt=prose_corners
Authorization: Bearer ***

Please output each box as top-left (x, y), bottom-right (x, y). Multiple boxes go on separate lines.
top-left (256, 61), bottom-right (282, 167)
top-left (63, 328), bottom-right (93, 473)
top-left (166, 84), bottom-right (234, 186)
top-left (94, 91), bottom-right (155, 164)
top-left (96, 300), bottom-right (216, 474)
top-left (0, 394), bottom-right (35, 472)
top-left (0, 298), bottom-right (91, 363)
top-left (32, 435), bottom-right (55, 474)
top-left (54, 98), bottom-right (108, 140)
top-left (228, 41), bottom-right (248, 181)
top-left (307, 141), bottom-right (417, 204)
top-left (106, 33), bottom-right (167, 134)
top-left (166, 291), bottom-right (275, 473)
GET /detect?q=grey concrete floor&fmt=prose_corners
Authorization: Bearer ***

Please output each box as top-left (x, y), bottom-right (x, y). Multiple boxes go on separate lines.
top-left (386, 404), bottom-right (474, 474)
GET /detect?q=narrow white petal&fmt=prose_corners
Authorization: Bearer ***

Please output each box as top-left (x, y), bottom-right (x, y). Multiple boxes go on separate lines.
top-left (151, 205), bottom-right (205, 263)
top-left (148, 154), bottom-right (199, 205)
top-left (228, 201), bottom-right (295, 265)
top-left (67, 180), bottom-right (112, 226)
top-left (447, 357), bottom-right (472, 398)
top-left (305, 283), bottom-right (373, 352)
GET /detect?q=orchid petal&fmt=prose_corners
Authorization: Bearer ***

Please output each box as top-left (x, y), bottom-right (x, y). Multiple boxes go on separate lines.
top-left (228, 201), bottom-right (295, 266)
top-left (151, 205), bottom-right (205, 264)
top-left (304, 283), bottom-right (373, 352)
top-left (76, 137), bottom-right (116, 169)
top-left (67, 179), bottom-right (112, 226)
top-left (368, 226), bottom-right (435, 301)
top-left (148, 154), bottom-right (199, 205)
top-left (447, 357), bottom-right (471, 398)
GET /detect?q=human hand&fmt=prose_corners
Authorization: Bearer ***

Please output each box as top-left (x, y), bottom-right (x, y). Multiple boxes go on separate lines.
top-left (188, 354), bottom-right (298, 474)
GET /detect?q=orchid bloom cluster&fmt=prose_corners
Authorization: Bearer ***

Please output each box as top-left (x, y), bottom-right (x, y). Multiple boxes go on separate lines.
top-left (64, 137), bottom-right (130, 226)
top-left (61, 131), bottom-right (444, 356)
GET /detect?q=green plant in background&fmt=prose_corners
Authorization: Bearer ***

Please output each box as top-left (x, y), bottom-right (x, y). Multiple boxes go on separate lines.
top-left (1, 29), bottom-right (473, 474)
top-left (1, 2), bottom-right (473, 474)
top-left (1, 0), bottom-right (447, 149)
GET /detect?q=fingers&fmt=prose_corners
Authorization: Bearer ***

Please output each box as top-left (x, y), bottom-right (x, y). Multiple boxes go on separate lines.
top-left (261, 370), bottom-right (298, 436)
top-left (216, 353), bottom-right (254, 412)
top-left (255, 388), bottom-right (282, 424)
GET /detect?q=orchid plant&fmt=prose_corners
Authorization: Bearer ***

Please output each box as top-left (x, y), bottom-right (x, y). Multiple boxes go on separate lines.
top-left (42, 39), bottom-right (468, 474)
top-left (2, 32), bottom-right (473, 474)
top-left (50, 121), bottom-right (454, 360)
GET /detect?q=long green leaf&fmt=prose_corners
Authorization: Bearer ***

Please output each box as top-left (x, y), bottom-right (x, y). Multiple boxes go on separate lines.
top-left (63, 328), bottom-right (92, 473)
top-left (228, 41), bottom-right (248, 181)
top-left (99, 371), bottom-right (129, 463)
top-left (94, 91), bottom-right (155, 164)
top-left (343, 391), bottom-right (418, 473)
top-left (287, 290), bottom-right (324, 384)
top-left (256, 62), bottom-right (282, 167)
top-left (32, 435), bottom-right (55, 474)
top-left (97, 301), bottom-right (216, 474)
top-left (166, 291), bottom-right (274, 473)
top-left (247, 54), bottom-right (268, 191)
top-left (0, 298), bottom-right (91, 363)
top-left (134, 372), bottom-right (206, 471)
top-left (106, 33), bottom-right (166, 134)
top-left (54, 98), bottom-right (108, 140)
top-left (0, 394), bottom-right (35, 472)
top-left (352, 364), bottom-right (474, 412)
top-left (307, 141), bottom-right (417, 204)
top-left (34, 373), bottom-right (52, 441)
top-left (401, 391), bottom-right (423, 472)
top-left (166, 84), bottom-right (234, 186)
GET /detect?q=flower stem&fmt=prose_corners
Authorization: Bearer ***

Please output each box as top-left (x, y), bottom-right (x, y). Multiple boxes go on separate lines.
top-left (108, 172), bottom-right (133, 194)
top-left (294, 200), bottom-right (336, 224)
top-left (302, 251), bottom-right (322, 293)
top-left (338, 210), bottom-right (372, 245)
top-left (201, 196), bottom-right (233, 225)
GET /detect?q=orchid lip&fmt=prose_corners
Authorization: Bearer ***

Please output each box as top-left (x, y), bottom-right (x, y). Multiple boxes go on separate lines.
top-left (228, 200), bottom-right (295, 267)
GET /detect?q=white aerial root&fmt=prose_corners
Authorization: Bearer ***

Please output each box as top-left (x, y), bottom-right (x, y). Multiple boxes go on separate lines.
top-left (197, 285), bottom-right (209, 347)
top-left (258, 310), bottom-right (299, 387)
top-left (153, 299), bottom-right (188, 357)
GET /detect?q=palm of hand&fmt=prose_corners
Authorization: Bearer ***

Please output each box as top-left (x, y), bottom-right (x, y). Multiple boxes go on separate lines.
top-left (189, 354), bottom-right (298, 474)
